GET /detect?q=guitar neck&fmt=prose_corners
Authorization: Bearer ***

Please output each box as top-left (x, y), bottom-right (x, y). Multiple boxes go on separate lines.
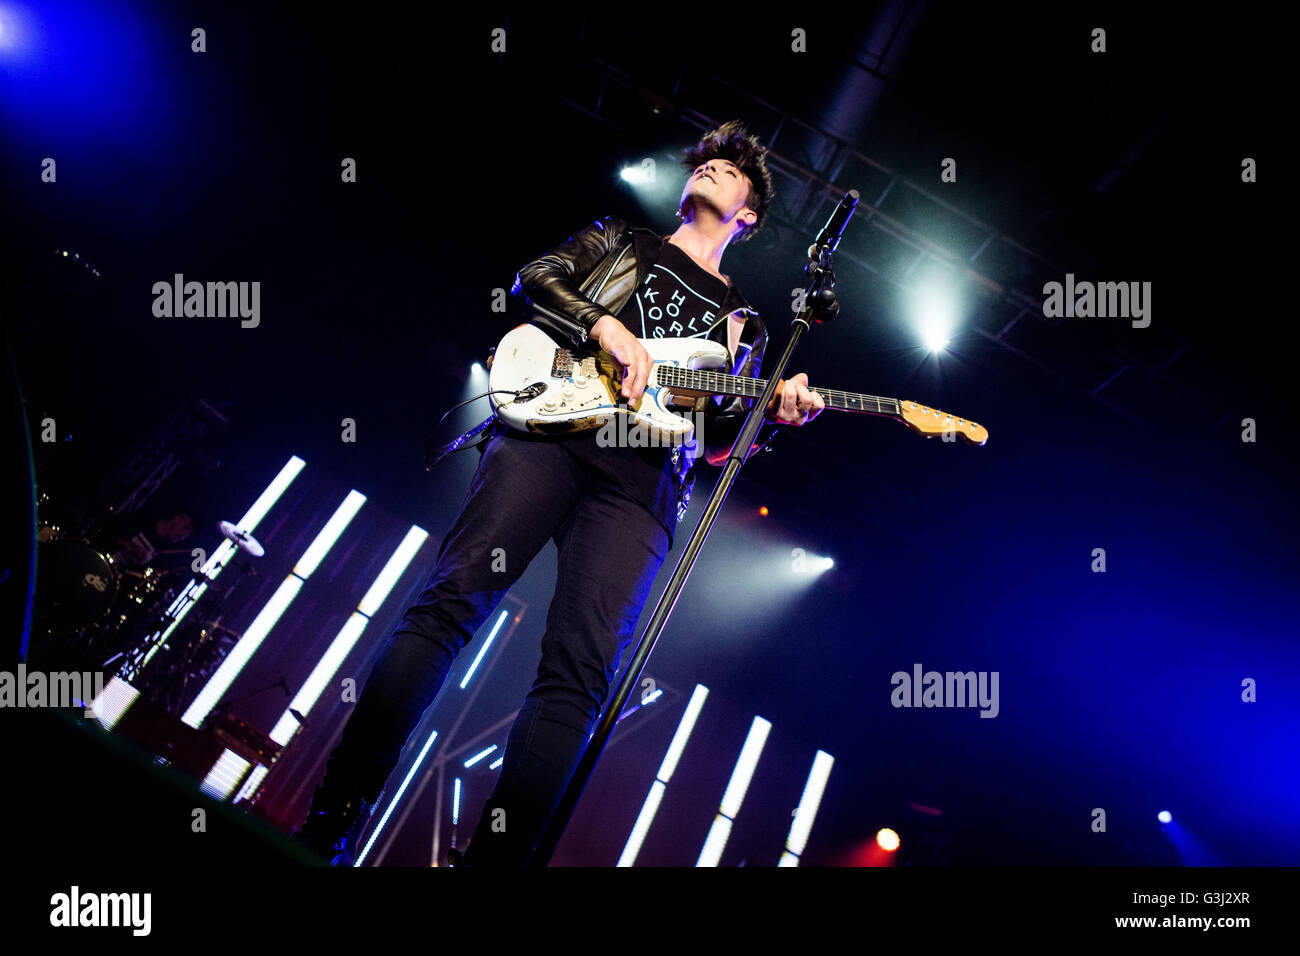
top-left (655, 365), bottom-right (902, 417)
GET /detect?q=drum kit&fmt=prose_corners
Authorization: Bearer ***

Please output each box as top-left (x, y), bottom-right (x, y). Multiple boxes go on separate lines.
top-left (33, 492), bottom-right (267, 714)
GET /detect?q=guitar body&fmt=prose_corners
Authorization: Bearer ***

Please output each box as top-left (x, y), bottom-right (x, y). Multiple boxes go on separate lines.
top-left (488, 323), bottom-right (730, 443)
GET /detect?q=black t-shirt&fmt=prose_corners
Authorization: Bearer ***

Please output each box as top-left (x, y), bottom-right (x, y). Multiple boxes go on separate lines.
top-left (617, 240), bottom-right (729, 340)
top-left (551, 241), bottom-right (731, 539)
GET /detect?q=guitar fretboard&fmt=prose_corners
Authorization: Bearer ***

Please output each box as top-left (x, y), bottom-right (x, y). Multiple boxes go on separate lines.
top-left (654, 365), bottom-right (901, 417)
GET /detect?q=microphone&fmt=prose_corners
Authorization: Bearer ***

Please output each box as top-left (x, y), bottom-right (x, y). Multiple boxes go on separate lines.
top-left (808, 188), bottom-right (860, 256)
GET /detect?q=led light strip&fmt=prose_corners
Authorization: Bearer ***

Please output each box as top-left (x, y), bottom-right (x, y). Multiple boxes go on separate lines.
top-left (180, 576), bottom-right (303, 729)
top-left (697, 715), bottom-right (771, 867)
top-left (208, 524), bottom-right (430, 803)
top-left (267, 526), bottom-right (428, 747)
top-left (237, 527), bottom-right (428, 805)
top-left (778, 750), bottom-right (834, 866)
top-left (348, 604), bottom-right (516, 864)
top-left (458, 609), bottom-right (508, 689)
top-left (618, 684), bottom-right (709, 867)
top-left (233, 764), bottom-right (270, 805)
top-left (268, 613), bottom-right (365, 746)
top-left (463, 745), bottom-right (498, 768)
top-left (293, 491), bottom-right (368, 578)
top-left (87, 676), bottom-right (138, 731)
top-left (181, 490), bottom-right (366, 730)
top-left (199, 751), bottom-right (251, 801)
top-left (134, 456), bottom-right (306, 677)
top-left (354, 729), bottom-right (438, 867)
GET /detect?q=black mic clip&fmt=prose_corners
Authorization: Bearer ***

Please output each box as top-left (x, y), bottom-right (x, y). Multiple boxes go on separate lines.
top-left (801, 245), bottom-right (841, 325)
top-left (809, 282), bottom-right (840, 325)
top-left (803, 243), bottom-right (836, 285)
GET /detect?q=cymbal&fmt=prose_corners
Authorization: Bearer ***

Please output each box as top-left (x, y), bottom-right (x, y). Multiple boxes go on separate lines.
top-left (219, 520), bottom-right (265, 558)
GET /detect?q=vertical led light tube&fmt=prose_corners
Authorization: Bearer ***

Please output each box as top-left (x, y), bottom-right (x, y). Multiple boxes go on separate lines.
top-left (697, 715), bottom-right (771, 867)
top-left (617, 684), bottom-right (709, 867)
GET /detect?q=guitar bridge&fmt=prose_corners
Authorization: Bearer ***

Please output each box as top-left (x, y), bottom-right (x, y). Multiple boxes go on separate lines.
top-left (551, 349), bottom-right (573, 378)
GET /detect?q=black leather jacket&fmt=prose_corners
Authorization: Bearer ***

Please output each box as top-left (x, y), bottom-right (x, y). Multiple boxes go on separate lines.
top-left (510, 215), bottom-right (780, 521)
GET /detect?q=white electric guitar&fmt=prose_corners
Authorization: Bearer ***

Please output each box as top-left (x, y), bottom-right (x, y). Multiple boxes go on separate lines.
top-left (487, 322), bottom-right (988, 445)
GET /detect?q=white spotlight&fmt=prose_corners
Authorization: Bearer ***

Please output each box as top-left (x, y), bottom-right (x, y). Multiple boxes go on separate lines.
top-left (620, 159), bottom-right (656, 185)
top-left (916, 283), bottom-right (958, 352)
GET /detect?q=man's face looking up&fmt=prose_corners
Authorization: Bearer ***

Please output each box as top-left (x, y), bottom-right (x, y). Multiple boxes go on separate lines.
top-left (680, 158), bottom-right (756, 237)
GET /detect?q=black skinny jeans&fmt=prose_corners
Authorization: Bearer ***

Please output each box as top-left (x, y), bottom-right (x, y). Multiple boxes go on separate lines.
top-left (318, 426), bottom-right (672, 865)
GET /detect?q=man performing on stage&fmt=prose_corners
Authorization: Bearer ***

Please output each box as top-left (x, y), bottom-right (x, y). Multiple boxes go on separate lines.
top-left (295, 121), bottom-right (826, 866)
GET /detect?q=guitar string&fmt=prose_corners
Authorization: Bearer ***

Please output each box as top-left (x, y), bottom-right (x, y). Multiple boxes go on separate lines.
top-left (654, 365), bottom-right (903, 413)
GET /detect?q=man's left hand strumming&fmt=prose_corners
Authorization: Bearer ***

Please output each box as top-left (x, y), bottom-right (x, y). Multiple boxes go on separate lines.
top-left (764, 372), bottom-right (825, 426)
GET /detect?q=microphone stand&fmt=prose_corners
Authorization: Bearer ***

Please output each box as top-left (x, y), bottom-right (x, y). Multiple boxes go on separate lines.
top-left (529, 190), bottom-right (860, 867)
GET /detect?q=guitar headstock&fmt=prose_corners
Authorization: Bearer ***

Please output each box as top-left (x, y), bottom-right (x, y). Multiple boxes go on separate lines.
top-left (899, 400), bottom-right (989, 446)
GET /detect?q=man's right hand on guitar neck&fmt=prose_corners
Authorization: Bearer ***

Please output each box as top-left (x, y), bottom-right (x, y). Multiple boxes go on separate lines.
top-left (590, 315), bottom-right (653, 402)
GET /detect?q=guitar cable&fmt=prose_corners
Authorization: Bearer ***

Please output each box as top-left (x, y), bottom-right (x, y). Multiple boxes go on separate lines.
top-left (423, 384), bottom-right (547, 470)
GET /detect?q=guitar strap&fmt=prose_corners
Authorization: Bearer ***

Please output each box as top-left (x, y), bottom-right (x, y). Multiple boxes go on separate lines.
top-left (426, 413), bottom-right (498, 468)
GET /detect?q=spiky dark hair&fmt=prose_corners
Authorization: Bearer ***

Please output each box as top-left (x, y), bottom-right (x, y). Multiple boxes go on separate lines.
top-left (680, 120), bottom-right (773, 243)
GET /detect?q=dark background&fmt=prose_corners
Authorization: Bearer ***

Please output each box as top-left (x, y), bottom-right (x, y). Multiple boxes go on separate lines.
top-left (1, 1), bottom-right (1294, 867)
